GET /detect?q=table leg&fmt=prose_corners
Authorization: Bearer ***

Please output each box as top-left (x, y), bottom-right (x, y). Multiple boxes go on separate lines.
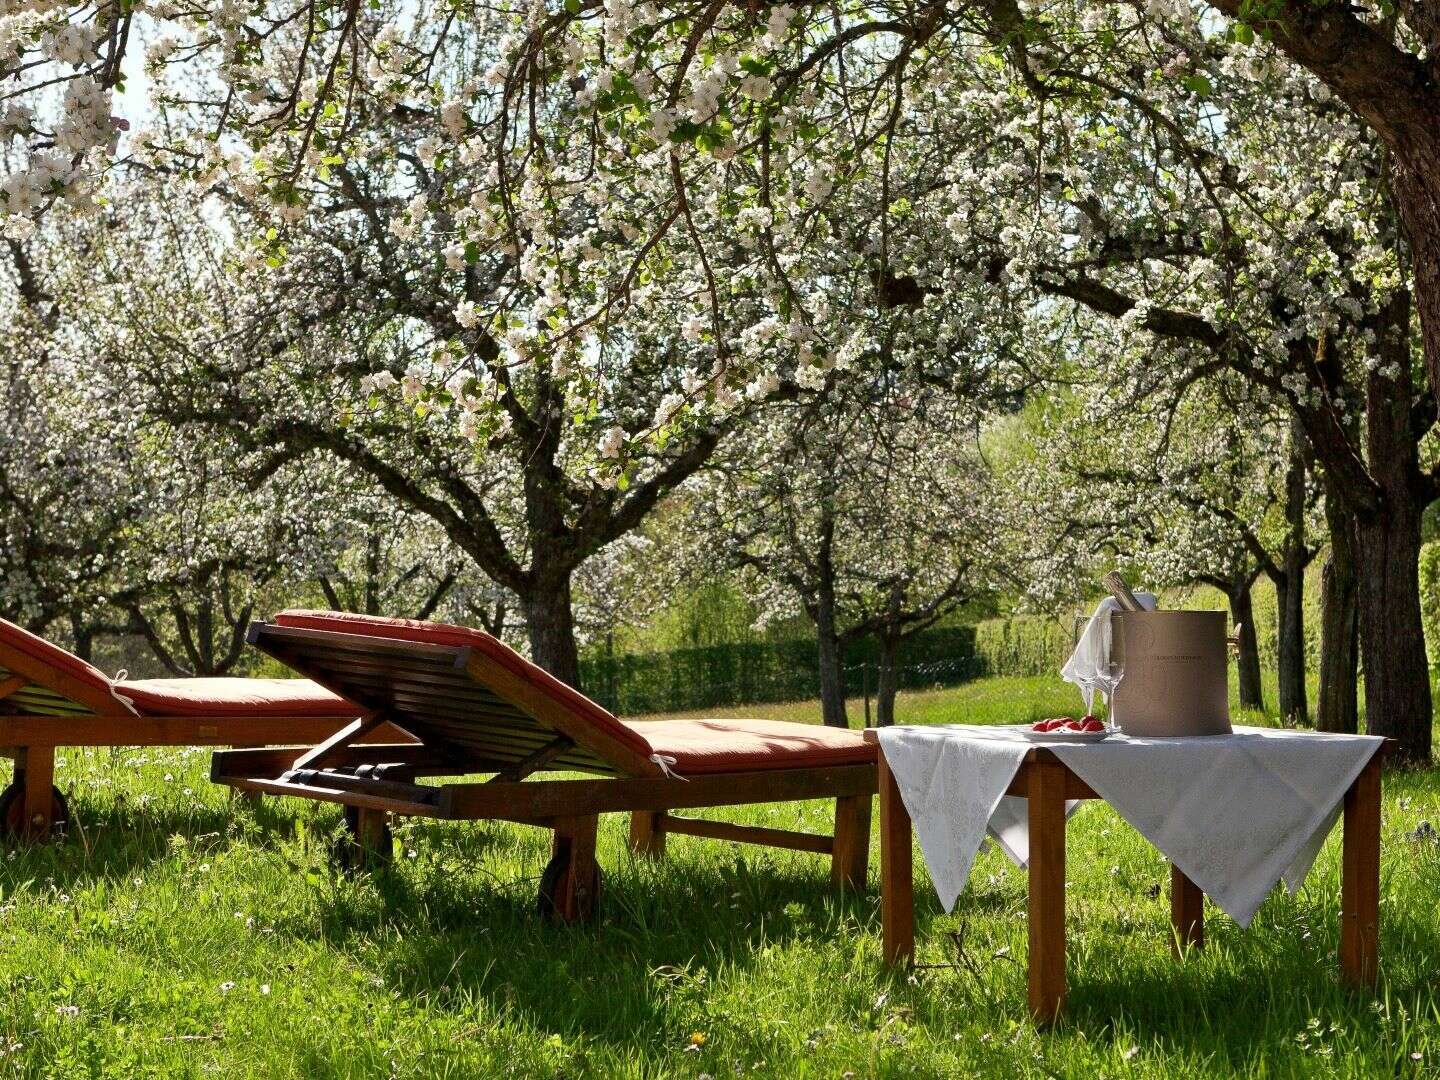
top-left (1170, 864), bottom-right (1205, 955)
top-left (878, 752), bottom-right (914, 967)
top-left (1340, 752), bottom-right (1382, 987)
top-left (1028, 759), bottom-right (1068, 1025)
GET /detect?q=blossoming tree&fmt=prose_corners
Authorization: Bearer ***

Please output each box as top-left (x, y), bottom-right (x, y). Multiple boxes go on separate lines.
top-left (697, 381), bottom-right (1008, 727)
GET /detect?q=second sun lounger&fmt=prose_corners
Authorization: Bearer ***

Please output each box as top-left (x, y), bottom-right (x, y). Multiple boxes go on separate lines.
top-left (0, 616), bottom-right (401, 839)
top-left (211, 611), bottom-right (878, 920)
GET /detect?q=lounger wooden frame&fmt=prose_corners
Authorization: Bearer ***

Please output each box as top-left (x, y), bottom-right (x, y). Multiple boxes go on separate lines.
top-left (211, 623), bottom-right (877, 920)
top-left (0, 636), bottom-right (382, 840)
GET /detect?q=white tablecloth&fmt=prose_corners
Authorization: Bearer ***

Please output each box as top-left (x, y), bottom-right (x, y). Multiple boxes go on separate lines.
top-left (875, 725), bottom-right (1384, 927)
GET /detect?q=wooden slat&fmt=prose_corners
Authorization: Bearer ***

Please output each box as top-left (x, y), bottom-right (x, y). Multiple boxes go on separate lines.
top-left (660, 814), bottom-right (833, 853)
top-left (374, 720), bottom-right (610, 770)
top-left (398, 720), bottom-right (570, 753)
top-left (361, 693), bottom-right (536, 728)
top-left (440, 764), bottom-right (877, 821)
top-left (463, 650), bottom-right (658, 778)
top-left (320, 676), bottom-right (517, 709)
top-left (0, 687), bottom-right (92, 717)
top-left (249, 622), bottom-right (644, 779)
top-left (280, 653), bottom-right (474, 682)
top-left (247, 622), bottom-right (472, 716)
top-left (252, 623), bottom-right (471, 666)
top-left (295, 669), bottom-right (494, 704)
top-left (0, 675), bottom-right (28, 701)
top-left (0, 640), bottom-right (122, 716)
top-left (365, 706), bottom-right (613, 771)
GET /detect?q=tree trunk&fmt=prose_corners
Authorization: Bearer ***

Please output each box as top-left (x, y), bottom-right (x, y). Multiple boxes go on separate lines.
top-left (1393, 157), bottom-right (1440, 426)
top-left (1317, 489), bottom-right (1360, 734)
top-left (521, 574), bottom-right (582, 690)
top-left (1226, 584), bottom-right (1264, 712)
top-left (364, 532), bottom-right (381, 615)
top-left (68, 614), bottom-right (96, 663)
top-left (1274, 424), bottom-right (1310, 725)
top-left (1354, 289), bottom-right (1432, 763)
top-left (1354, 504), bottom-right (1429, 761)
top-left (876, 633), bottom-right (901, 726)
top-left (1272, 570), bottom-right (1307, 725)
top-left (814, 594), bottom-right (850, 729)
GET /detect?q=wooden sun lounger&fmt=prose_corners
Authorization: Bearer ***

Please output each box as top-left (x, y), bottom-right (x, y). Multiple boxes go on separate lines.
top-left (211, 611), bottom-right (878, 920)
top-left (0, 617), bottom-right (404, 840)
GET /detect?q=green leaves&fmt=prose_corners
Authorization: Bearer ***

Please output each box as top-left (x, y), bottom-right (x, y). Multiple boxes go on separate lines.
top-left (1180, 74), bottom-right (1212, 98)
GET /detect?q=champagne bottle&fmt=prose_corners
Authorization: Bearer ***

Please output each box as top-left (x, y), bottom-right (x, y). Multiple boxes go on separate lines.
top-left (1103, 571), bottom-right (1146, 612)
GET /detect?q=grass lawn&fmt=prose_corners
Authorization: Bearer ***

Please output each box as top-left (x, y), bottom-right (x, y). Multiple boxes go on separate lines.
top-left (0, 676), bottom-right (1437, 1077)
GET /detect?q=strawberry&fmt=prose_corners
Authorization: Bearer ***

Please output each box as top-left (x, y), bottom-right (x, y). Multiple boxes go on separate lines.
top-left (1080, 717), bottom-right (1106, 733)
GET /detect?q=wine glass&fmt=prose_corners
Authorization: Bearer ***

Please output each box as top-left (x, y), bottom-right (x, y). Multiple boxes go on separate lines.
top-left (1093, 660), bottom-right (1125, 728)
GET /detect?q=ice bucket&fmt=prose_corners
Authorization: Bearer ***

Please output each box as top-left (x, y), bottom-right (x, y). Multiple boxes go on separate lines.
top-left (1111, 610), bottom-right (1231, 737)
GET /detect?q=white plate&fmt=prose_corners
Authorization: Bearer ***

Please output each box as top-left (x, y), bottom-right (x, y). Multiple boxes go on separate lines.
top-left (1010, 724), bottom-right (1117, 743)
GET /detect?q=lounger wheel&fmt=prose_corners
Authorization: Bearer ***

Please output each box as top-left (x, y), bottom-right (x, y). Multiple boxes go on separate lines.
top-left (329, 805), bottom-right (393, 873)
top-left (536, 851), bottom-right (603, 922)
top-left (0, 781), bottom-right (69, 841)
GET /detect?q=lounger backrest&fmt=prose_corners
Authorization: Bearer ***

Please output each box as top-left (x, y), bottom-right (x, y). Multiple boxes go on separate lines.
top-left (256, 611), bottom-right (660, 778)
top-left (0, 618), bottom-right (119, 716)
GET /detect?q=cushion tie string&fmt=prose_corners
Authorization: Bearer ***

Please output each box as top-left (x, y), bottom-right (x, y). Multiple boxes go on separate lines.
top-left (108, 669), bottom-right (141, 717)
top-left (649, 753), bottom-right (686, 781)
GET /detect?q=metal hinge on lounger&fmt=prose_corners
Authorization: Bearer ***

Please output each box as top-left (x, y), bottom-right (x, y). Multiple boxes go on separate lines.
top-left (280, 767), bottom-right (443, 808)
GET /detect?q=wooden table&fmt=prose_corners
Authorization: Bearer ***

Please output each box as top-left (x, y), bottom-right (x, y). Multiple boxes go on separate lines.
top-left (863, 731), bottom-right (1384, 1025)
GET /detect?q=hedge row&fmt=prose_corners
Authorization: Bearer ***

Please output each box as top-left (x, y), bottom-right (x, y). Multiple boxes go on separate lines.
top-left (590, 543), bottom-right (1440, 717)
top-left (581, 615), bottom-right (1089, 716)
top-left (973, 615), bottom-right (1073, 677)
top-left (580, 625), bottom-right (984, 715)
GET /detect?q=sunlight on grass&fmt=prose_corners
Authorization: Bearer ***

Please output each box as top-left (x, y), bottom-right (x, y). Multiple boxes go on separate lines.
top-left (0, 683), bottom-right (1434, 1076)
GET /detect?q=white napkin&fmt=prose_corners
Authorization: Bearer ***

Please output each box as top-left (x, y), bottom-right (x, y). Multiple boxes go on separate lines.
top-left (876, 724), bottom-right (1383, 926)
top-left (876, 726), bottom-right (1034, 910)
top-left (1061, 593), bottom-right (1157, 711)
